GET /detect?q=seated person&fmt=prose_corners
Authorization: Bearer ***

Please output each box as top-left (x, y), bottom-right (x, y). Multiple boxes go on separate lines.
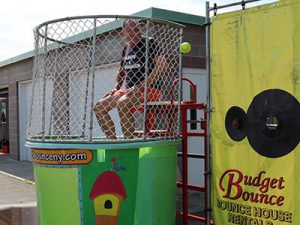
top-left (93, 19), bottom-right (166, 139)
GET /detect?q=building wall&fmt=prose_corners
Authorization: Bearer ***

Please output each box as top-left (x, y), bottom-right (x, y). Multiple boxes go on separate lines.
top-left (0, 59), bottom-right (33, 159)
top-left (182, 24), bottom-right (206, 69)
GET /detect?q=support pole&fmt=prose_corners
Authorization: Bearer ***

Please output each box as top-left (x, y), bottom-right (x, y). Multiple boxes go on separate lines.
top-left (205, 2), bottom-right (212, 225)
top-left (208, 0), bottom-right (261, 12)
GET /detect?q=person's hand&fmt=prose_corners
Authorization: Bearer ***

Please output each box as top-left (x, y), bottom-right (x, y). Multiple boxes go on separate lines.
top-left (125, 87), bottom-right (135, 97)
top-left (126, 82), bottom-right (145, 97)
top-left (125, 84), bottom-right (144, 97)
top-left (103, 88), bottom-right (118, 98)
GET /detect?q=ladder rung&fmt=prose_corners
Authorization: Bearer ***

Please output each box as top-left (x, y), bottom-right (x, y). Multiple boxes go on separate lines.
top-left (186, 119), bottom-right (202, 123)
top-left (177, 181), bottom-right (206, 192)
top-left (177, 152), bottom-right (205, 159)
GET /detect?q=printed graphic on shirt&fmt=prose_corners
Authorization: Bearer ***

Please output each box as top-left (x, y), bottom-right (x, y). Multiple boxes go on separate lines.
top-left (123, 53), bottom-right (141, 70)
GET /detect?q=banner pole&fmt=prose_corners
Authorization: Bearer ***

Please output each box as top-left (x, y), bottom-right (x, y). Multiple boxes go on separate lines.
top-left (208, 0), bottom-right (261, 12)
top-left (205, 2), bottom-right (212, 225)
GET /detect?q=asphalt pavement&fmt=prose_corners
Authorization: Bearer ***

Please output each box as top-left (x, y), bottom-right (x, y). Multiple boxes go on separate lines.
top-left (0, 155), bottom-right (37, 225)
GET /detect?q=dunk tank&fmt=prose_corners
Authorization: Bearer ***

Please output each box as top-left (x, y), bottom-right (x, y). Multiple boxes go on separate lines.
top-left (26, 16), bottom-right (184, 225)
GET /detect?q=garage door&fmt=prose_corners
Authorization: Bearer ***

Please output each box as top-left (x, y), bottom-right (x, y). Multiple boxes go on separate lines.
top-left (19, 80), bottom-right (32, 161)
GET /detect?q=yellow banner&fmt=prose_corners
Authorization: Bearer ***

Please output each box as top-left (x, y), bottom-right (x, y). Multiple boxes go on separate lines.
top-left (211, 1), bottom-right (300, 224)
top-left (32, 149), bottom-right (93, 165)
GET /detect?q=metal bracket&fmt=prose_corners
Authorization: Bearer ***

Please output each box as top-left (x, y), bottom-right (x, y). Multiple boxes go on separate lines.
top-left (241, 0), bottom-right (246, 10)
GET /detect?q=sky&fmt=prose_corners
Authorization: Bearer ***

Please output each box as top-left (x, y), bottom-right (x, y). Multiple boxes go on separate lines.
top-left (0, 0), bottom-right (277, 62)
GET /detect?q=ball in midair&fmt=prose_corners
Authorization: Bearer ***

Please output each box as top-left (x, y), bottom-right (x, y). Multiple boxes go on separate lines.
top-left (180, 42), bottom-right (191, 54)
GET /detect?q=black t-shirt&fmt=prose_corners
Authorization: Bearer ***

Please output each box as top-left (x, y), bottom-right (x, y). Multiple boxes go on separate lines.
top-left (121, 37), bottom-right (161, 88)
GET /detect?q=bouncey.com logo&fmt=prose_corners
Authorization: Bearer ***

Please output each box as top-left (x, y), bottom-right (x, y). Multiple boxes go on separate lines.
top-left (219, 169), bottom-right (285, 206)
top-left (32, 149), bottom-right (93, 165)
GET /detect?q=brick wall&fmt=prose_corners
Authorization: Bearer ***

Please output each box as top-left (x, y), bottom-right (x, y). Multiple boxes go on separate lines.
top-left (182, 24), bottom-right (206, 69)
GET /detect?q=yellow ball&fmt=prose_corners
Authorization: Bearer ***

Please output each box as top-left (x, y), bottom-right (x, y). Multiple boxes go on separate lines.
top-left (180, 42), bottom-right (191, 54)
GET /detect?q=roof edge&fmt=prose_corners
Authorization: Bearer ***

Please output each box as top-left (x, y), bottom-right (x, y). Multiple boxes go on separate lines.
top-left (152, 7), bottom-right (204, 26)
top-left (0, 51), bottom-right (34, 68)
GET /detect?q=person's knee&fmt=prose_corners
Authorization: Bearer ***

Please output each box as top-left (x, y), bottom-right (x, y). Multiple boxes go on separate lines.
top-left (93, 101), bottom-right (106, 114)
top-left (118, 96), bottom-right (141, 116)
top-left (117, 98), bottom-right (131, 113)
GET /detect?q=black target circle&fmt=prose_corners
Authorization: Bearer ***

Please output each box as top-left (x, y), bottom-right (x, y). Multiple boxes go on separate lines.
top-left (247, 89), bottom-right (300, 158)
top-left (225, 106), bottom-right (248, 141)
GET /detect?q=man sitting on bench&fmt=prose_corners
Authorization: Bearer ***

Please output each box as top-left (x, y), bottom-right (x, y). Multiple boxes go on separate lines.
top-left (93, 19), bottom-right (166, 139)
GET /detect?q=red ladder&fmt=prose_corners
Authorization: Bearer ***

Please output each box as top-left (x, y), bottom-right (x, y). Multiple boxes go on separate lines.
top-left (175, 78), bottom-right (213, 225)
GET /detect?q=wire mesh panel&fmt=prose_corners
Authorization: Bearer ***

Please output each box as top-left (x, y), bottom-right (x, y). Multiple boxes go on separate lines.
top-left (27, 16), bottom-right (183, 143)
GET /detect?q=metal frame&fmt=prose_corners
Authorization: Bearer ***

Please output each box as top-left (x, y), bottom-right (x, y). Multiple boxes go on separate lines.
top-left (207, 0), bottom-right (261, 15)
top-left (28, 15), bottom-right (185, 143)
top-left (205, 3), bottom-right (212, 225)
top-left (34, 15), bottom-right (184, 46)
top-left (142, 19), bottom-right (150, 140)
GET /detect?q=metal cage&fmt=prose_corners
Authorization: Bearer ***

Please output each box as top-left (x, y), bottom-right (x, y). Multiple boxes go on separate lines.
top-left (27, 15), bottom-right (184, 143)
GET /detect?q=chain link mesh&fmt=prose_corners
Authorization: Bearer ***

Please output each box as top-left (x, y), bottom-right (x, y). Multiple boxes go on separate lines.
top-left (27, 16), bottom-right (183, 142)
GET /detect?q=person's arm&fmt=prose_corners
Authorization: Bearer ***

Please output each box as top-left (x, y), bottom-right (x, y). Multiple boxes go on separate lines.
top-left (134, 54), bottom-right (167, 91)
top-left (140, 39), bottom-right (167, 88)
top-left (114, 67), bottom-right (126, 90)
top-left (108, 46), bottom-right (126, 95)
top-left (145, 54), bottom-right (167, 87)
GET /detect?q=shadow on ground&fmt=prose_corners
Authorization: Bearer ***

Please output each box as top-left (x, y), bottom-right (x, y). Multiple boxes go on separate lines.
top-left (176, 191), bottom-right (206, 225)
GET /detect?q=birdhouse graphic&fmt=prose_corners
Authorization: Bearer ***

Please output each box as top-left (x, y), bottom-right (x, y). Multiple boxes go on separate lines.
top-left (90, 169), bottom-right (127, 225)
